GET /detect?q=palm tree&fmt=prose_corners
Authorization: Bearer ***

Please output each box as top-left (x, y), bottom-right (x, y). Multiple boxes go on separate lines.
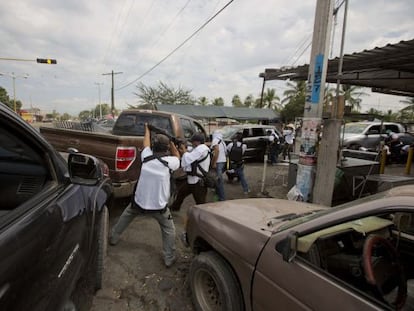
top-left (261, 88), bottom-right (281, 110)
top-left (244, 95), bottom-right (255, 108)
top-left (197, 96), bottom-right (209, 106)
top-left (281, 81), bottom-right (306, 122)
top-left (231, 95), bottom-right (243, 107)
top-left (212, 97), bottom-right (224, 106)
top-left (341, 85), bottom-right (368, 112)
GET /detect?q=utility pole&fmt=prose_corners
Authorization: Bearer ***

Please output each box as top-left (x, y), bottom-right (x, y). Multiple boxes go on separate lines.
top-left (102, 70), bottom-right (123, 118)
top-left (95, 82), bottom-right (103, 119)
top-left (295, 0), bottom-right (334, 202)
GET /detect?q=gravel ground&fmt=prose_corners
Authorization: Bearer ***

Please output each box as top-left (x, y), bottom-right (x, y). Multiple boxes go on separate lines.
top-left (90, 161), bottom-right (289, 311)
top-left (90, 161), bottom-right (412, 311)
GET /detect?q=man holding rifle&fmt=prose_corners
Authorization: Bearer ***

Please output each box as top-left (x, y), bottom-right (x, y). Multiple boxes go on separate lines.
top-left (109, 123), bottom-right (180, 268)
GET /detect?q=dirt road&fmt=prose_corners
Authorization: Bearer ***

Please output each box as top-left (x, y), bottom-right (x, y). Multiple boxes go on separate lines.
top-left (90, 162), bottom-right (289, 311)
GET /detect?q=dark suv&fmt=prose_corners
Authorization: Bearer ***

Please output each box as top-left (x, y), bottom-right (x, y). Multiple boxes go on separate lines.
top-left (221, 124), bottom-right (282, 161)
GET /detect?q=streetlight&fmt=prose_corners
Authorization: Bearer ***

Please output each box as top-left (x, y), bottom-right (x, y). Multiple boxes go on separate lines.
top-left (95, 82), bottom-right (103, 119)
top-left (0, 72), bottom-right (29, 112)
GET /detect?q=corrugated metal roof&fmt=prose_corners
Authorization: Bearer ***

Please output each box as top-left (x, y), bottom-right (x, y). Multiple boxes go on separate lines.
top-left (155, 104), bottom-right (280, 121)
top-left (261, 39), bottom-right (414, 97)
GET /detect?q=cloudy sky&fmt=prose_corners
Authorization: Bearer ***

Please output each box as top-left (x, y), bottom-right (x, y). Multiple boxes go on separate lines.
top-left (0, 0), bottom-right (413, 116)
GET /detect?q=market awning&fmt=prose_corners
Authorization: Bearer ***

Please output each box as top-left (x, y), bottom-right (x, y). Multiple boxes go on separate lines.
top-left (260, 39), bottom-right (414, 97)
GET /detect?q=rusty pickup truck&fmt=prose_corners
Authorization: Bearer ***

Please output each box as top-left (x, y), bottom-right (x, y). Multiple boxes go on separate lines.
top-left (40, 109), bottom-right (209, 201)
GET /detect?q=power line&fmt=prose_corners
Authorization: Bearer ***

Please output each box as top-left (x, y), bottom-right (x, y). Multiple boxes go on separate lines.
top-left (116, 0), bottom-right (235, 91)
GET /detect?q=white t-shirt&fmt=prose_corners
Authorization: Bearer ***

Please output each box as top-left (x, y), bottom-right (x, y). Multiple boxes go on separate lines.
top-left (181, 144), bottom-right (211, 185)
top-left (134, 147), bottom-right (180, 210)
top-left (226, 141), bottom-right (247, 155)
top-left (211, 137), bottom-right (227, 163)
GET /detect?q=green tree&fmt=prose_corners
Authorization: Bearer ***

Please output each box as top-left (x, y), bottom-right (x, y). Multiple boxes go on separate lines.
top-left (133, 81), bottom-right (195, 107)
top-left (197, 97), bottom-right (209, 106)
top-left (261, 88), bottom-right (281, 110)
top-left (61, 113), bottom-right (72, 121)
top-left (399, 97), bottom-right (414, 122)
top-left (341, 85), bottom-right (368, 112)
top-left (280, 81), bottom-right (306, 122)
top-left (93, 103), bottom-right (111, 118)
top-left (0, 86), bottom-right (22, 111)
top-left (212, 97), bottom-right (224, 106)
top-left (231, 95), bottom-right (243, 107)
top-left (79, 110), bottom-right (92, 121)
top-left (244, 94), bottom-right (255, 108)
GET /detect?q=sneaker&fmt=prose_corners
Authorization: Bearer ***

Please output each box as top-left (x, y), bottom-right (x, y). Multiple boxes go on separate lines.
top-left (165, 256), bottom-right (177, 268)
top-left (243, 190), bottom-right (251, 195)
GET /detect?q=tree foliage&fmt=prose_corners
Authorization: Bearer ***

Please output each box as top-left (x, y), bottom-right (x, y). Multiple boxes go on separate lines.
top-left (133, 81), bottom-right (196, 107)
top-left (0, 86), bottom-right (22, 111)
top-left (280, 81), bottom-right (306, 122)
top-left (341, 85), bottom-right (368, 112)
top-left (231, 95), bottom-right (243, 107)
top-left (261, 88), bottom-right (281, 110)
top-left (197, 96), bottom-right (209, 106)
top-left (211, 97), bottom-right (224, 106)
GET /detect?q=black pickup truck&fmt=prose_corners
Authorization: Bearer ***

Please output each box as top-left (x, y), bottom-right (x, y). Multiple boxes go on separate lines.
top-left (0, 104), bottom-right (112, 311)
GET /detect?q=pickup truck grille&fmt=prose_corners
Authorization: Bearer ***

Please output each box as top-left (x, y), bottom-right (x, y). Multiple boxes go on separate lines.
top-left (116, 147), bottom-right (136, 171)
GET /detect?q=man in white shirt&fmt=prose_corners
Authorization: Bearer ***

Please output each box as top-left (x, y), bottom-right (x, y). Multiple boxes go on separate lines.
top-left (110, 123), bottom-right (180, 268)
top-left (210, 130), bottom-right (227, 201)
top-left (178, 133), bottom-right (211, 205)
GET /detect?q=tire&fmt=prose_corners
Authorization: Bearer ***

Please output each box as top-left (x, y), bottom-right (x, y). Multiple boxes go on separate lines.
top-left (189, 251), bottom-right (244, 311)
top-left (95, 205), bottom-right (109, 291)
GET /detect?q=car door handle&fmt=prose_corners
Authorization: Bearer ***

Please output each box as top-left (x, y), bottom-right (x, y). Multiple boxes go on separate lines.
top-left (0, 283), bottom-right (10, 300)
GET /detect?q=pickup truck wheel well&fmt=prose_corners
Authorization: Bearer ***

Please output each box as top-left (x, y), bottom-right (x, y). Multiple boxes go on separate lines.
top-left (189, 250), bottom-right (244, 311)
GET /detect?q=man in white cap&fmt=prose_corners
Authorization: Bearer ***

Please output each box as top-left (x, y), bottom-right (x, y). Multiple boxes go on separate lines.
top-left (210, 130), bottom-right (227, 200)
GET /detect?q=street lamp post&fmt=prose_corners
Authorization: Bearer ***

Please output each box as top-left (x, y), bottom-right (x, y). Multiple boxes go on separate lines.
top-left (0, 72), bottom-right (29, 112)
top-left (95, 82), bottom-right (103, 119)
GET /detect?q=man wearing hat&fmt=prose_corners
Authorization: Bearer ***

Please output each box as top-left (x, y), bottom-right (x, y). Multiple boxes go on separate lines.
top-left (109, 123), bottom-right (180, 268)
top-left (282, 123), bottom-right (295, 162)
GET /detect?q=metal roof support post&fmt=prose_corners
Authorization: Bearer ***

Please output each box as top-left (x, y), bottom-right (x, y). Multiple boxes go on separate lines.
top-left (295, 0), bottom-right (334, 203)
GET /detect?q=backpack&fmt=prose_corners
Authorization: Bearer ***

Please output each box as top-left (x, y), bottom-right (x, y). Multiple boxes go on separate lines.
top-left (188, 152), bottom-right (217, 189)
top-left (229, 141), bottom-right (243, 163)
top-left (141, 154), bottom-right (177, 207)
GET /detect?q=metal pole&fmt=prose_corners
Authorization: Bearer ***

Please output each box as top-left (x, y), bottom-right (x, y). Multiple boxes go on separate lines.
top-left (13, 74), bottom-right (16, 112)
top-left (95, 82), bottom-right (103, 119)
top-left (102, 70), bottom-right (122, 118)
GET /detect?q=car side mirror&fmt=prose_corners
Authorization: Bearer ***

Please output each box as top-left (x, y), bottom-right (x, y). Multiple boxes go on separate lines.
top-left (276, 231), bottom-right (298, 263)
top-left (68, 153), bottom-right (103, 186)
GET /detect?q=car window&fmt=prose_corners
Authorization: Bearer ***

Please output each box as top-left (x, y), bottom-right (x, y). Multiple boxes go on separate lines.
top-left (113, 113), bottom-right (173, 136)
top-left (295, 210), bottom-right (414, 310)
top-left (0, 121), bottom-right (52, 211)
top-left (180, 118), bottom-right (194, 139)
top-left (252, 128), bottom-right (264, 137)
top-left (385, 124), bottom-right (400, 133)
top-left (242, 129), bottom-right (250, 137)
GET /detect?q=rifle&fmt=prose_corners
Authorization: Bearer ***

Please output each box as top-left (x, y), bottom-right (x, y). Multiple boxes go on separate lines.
top-left (147, 124), bottom-right (185, 147)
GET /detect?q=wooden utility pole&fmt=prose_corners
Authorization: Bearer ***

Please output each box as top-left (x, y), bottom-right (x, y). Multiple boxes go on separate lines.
top-left (295, 0), bottom-right (334, 202)
top-left (102, 70), bottom-right (123, 117)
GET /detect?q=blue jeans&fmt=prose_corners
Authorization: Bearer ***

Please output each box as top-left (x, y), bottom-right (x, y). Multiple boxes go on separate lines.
top-left (215, 162), bottom-right (226, 201)
top-left (234, 165), bottom-right (249, 193)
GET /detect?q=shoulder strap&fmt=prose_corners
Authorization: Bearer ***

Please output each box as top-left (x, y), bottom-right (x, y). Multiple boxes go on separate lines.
top-left (143, 155), bottom-right (172, 174)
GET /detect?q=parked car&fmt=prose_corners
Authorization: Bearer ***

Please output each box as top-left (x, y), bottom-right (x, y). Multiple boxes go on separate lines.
top-left (341, 121), bottom-right (414, 151)
top-left (221, 124), bottom-right (282, 161)
top-left (186, 185), bottom-right (414, 311)
top-left (0, 104), bottom-right (112, 311)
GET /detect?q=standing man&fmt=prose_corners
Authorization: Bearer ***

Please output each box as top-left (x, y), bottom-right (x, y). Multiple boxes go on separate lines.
top-left (282, 124), bottom-right (295, 162)
top-left (178, 133), bottom-right (211, 205)
top-left (210, 130), bottom-right (227, 201)
top-left (267, 128), bottom-right (281, 165)
top-left (109, 123), bottom-right (180, 268)
top-left (227, 132), bottom-right (250, 195)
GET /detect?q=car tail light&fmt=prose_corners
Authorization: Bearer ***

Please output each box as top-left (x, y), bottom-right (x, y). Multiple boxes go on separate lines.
top-left (116, 147), bottom-right (136, 171)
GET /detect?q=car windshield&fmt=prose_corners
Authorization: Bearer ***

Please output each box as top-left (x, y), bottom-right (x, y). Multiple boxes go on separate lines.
top-left (276, 191), bottom-right (390, 231)
top-left (342, 123), bottom-right (368, 134)
top-left (221, 126), bottom-right (241, 139)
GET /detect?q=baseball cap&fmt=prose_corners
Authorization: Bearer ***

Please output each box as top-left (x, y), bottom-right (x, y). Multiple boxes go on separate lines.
top-left (190, 133), bottom-right (205, 143)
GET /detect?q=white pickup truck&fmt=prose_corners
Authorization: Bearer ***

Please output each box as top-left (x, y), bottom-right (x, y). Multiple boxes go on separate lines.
top-left (341, 121), bottom-right (414, 151)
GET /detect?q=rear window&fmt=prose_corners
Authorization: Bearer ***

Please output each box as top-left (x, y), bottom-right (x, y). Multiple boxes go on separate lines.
top-left (112, 113), bottom-right (173, 136)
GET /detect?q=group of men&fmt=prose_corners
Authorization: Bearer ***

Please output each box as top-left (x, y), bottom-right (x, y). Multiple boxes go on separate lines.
top-left (268, 124), bottom-right (296, 165)
top-left (109, 124), bottom-right (249, 268)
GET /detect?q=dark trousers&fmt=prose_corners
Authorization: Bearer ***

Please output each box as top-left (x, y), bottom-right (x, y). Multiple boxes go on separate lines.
top-left (170, 179), bottom-right (207, 211)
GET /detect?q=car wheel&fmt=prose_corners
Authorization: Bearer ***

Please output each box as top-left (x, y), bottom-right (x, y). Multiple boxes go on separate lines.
top-left (95, 205), bottom-right (109, 291)
top-left (189, 251), bottom-right (244, 311)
